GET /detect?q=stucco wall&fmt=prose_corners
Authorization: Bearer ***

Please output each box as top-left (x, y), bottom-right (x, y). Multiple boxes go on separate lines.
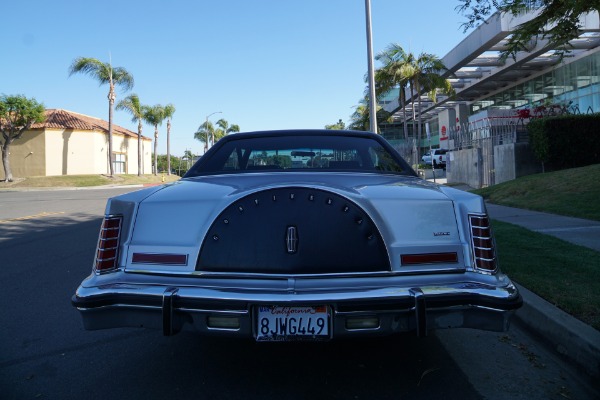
top-left (9, 128), bottom-right (152, 177)
top-left (111, 133), bottom-right (152, 175)
top-left (5, 131), bottom-right (46, 178)
top-left (45, 129), bottom-right (105, 175)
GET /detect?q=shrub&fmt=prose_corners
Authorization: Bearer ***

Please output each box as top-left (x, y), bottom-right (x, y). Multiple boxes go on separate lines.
top-left (528, 114), bottom-right (600, 171)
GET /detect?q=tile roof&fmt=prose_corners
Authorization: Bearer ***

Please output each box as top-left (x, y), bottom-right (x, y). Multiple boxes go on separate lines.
top-left (31, 109), bottom-right (150, 140)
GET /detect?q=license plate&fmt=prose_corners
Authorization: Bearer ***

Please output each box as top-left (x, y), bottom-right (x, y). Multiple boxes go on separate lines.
top-left (255, 305), bottom-right (330, 341)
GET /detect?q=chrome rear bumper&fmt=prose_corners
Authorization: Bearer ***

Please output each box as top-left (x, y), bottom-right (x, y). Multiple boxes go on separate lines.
top-left (72, 275), bottom-right (522, 338)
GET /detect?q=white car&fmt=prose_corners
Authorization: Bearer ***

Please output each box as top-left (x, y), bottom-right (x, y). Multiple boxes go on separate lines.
top-left (422, 148), bottom-right (448, 167)
top-left (72, 130), bottom-right (521, 341)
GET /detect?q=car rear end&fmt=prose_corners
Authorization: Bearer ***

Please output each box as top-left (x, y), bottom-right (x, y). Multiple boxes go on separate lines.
top-left (73, 175), bottom-right (521, 341)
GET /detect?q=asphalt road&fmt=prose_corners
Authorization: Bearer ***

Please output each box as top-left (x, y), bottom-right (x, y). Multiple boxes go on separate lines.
top-left (0, 188), bottom-right (597, 400)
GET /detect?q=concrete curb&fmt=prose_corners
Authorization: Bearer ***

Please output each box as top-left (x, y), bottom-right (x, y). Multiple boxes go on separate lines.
top-left (513, 283), bottom-right (600, 379)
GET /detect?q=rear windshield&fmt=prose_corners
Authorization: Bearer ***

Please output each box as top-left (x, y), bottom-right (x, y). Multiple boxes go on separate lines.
top-left (185, 134), bottom-right (412, 176)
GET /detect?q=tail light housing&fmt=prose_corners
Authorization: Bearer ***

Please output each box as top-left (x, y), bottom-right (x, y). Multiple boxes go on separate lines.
top-left (469, 213), bottom-right (498, 273)
top-left (94, 215), bottom-right (122, 273)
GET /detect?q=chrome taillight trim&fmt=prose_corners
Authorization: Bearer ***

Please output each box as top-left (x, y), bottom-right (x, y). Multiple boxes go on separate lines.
top-left (94, 215), bottom-right (123, 274)
top-left (469, 213), bottom-right (498, 274)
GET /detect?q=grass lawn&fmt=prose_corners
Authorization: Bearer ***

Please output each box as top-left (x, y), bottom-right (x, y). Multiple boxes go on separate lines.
top-left (493, 220), bottom-right (600, 330)
top-left (473, 164), bottom-right (600, 330)
top-left (1, 174), bottom-right (180, 188)
top-left (473, 164), bottom-right (600, 221)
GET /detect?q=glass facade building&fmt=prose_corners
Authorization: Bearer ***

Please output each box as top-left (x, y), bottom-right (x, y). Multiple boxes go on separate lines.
top-left (471, 51), bottom-right (600, 115)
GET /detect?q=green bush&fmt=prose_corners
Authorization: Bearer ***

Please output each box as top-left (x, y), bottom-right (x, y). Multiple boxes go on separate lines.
top-left (528, 114), bottom-right (600, 171)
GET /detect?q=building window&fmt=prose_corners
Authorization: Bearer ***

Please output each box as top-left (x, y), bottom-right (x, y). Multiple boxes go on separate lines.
top-left (113, 153), bottom-right (126, 174)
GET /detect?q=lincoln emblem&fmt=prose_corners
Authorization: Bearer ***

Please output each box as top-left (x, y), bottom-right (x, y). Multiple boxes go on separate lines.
top-left (286, 226), bottom-right (298, 254)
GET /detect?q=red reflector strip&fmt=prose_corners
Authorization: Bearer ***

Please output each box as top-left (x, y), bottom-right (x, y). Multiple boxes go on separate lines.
top-left (132, 253), bottom-right (188, 265)
top-left (469, 213), bottom-right (497, 273)
top-left (95, 216), bottom-right (122, 273)
top-left (401, 252), bottom-right (458, 266)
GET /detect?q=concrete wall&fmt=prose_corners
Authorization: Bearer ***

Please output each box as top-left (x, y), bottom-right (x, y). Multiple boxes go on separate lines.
top-left (448, 143), bottom-right (543, 187)
top-left (494, 143), bottom-right (543, 184)
top-left (494, 144), bottom-right (516, 185)
top-left (447, 147), bottom-right (482, 188)
top-left (514, 143), bottom-right (543, 178)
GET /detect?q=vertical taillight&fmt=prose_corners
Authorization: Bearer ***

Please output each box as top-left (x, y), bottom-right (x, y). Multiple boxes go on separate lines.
top-left (469, 214), bottom-right (497, 273)
top-left (94, 216), bottom-right (122, 273)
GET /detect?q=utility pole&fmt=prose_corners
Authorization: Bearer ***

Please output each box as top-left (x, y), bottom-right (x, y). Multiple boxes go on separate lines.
top-left (365, 0), bottom-right (378, 133)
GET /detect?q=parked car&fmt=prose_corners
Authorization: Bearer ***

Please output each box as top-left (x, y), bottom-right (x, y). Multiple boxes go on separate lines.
top-left (72, 130), bottom-right (521, 341)
top-left (422, 148), bottom-right (448, 168)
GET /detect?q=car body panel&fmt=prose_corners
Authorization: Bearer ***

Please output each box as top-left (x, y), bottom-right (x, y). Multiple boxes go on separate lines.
top-left (73, 130), bottom-right (521, 340)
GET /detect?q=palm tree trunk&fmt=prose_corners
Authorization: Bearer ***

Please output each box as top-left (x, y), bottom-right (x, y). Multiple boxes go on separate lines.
top-left (416, 81), bottom-right (422, 162)
top-left (167, 119), bottom-right (171, 175)
top-left (137, 120), bottom-right (143, 177)
top-left (400, 87), bottom-right (408, 142)
top-left (410, 83), bottom-right (416, 165)
top-left (107, 86), bottom-right (115, 177)
top-left (154, 126), bottom-right (159, 176)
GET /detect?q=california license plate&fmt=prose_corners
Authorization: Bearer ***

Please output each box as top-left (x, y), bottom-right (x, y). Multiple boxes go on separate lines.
top-left (255, 305), bottom-right (330, 341)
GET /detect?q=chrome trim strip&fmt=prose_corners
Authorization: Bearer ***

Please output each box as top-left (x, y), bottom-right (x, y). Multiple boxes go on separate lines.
top-left (124, 267), bottom-right (468, 279)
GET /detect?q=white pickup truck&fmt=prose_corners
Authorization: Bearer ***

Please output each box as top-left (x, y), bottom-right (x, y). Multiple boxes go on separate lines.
top-left (421, 148), bottom-right (447, 168)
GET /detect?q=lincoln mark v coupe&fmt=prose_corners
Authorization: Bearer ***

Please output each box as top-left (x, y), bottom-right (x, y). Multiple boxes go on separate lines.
top-left (72, 130), bottom-right (522, 341)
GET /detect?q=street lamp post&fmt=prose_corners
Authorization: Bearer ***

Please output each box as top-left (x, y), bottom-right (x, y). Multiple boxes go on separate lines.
top-left (204, 111), bottom-right (222, 153)
top-left (365, 0), bottom-right (378, 133)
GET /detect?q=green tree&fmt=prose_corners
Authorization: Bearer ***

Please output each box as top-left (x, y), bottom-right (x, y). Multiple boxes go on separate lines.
top-left (181, 149), bottom-right (195, 175)
top-left (348, 99), bottom-right (391, 132)
top-left (405, 52), bottom-right (451, 158)
top-left (375, 44), bottom-right (414, 141)
top-left (163, 104), bottom-right (176, 176)
top-left (457, 0), bottom-right (600, 59)
top-left (68, 57), bottom-right (134, 177)
top-left (156, 154), bottom-right (182, 175)
top-left (215, 119), bottom-right (240, 144)
top-left (143, 105), bottom-right (165, 175)
top-left (325, 119), bottom-right (346, 130)
top-left (0, 95), bottom-right (46, 182)
top-left (194, 120), bottom-right (215, 151)
top-left (116, 94), bottom-right (145, 176)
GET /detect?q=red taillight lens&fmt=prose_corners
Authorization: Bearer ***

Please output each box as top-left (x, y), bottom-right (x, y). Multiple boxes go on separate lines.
top-left (401, 252), bottom-right (458, 265)
top-left (95, 216), bottom-right (122, 273)
top-left (469, 214), bottom-right (497, 273)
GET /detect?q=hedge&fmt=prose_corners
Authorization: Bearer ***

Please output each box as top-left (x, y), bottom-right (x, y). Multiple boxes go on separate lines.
top-left (527, 114), bottom-right (600, 171)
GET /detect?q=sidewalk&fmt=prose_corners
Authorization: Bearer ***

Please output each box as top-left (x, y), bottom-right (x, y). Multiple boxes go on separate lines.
top-left (431, 177), bottom-right (600, 379)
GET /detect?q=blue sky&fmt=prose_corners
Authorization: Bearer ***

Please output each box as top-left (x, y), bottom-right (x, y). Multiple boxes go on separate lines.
top-left (3, 0), bottom-right (470, 156)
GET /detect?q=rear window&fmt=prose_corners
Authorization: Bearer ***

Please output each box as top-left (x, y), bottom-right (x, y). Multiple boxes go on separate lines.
top-left (186, 134), bottom-right (411, 176)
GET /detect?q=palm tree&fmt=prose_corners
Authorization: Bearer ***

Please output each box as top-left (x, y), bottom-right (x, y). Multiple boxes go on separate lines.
top-left (348, 97), bottom-right (391, 132)
top-left (407, 52), bottom-right (451, 159)
top-left (348, 103), bottom-right (370, 131)
top-left (375, 44), bottom-right (413, 141)
top-left (142, 105), bottom-right (165, 175)
top-left (163, 104), bottom-right (176, 175)
top-left (194, 121), bottom-right (215, 151)
top-left (215, 119), bottom-right (240, 144)
top-left (68, 57), bottom-right (134, 177)
top-left (116, 94), bottom-right (144, 176)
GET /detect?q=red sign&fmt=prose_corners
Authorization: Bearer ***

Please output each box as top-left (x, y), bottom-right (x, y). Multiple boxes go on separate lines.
top-left (441, 125), bottom-right (448, 140)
